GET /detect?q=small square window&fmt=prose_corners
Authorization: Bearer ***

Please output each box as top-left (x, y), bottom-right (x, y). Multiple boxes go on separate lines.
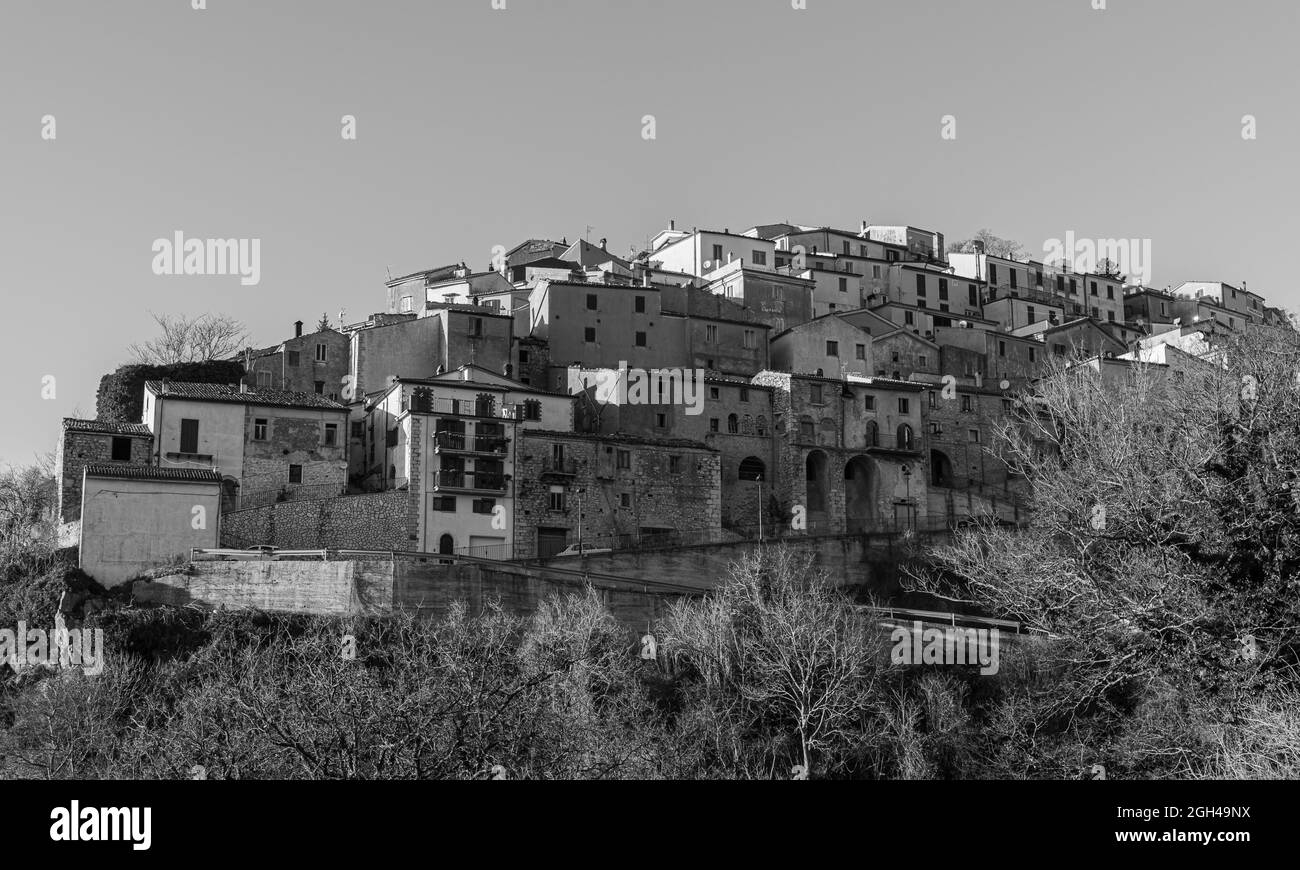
top-left (584, 327), bottom-right (596, 343)
top-left (586, 294), bottom-right (598, 310)
top-left (288, 464), bottom-right (303, 484)
top-left (110, 436), bottom-right (132, 461)
top-left (635, 331), bottom-right (647, 347)
top-left (253, 418), bottom-right (268, 441)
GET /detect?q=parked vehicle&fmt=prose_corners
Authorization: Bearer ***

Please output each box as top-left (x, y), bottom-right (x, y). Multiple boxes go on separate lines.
top-left (553, 543), bottom-right (612, 558)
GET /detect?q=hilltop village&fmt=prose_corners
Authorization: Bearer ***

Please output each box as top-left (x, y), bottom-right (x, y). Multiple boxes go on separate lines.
top-left (54, 222), bottom-right (1285, 585)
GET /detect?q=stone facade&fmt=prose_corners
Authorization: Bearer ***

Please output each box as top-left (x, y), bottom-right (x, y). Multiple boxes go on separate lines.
top-left (244, 326), bottom-right (352, 400)
top-left (220, 491), bottom-right (414, 550)
top-left (56, 420), bottom-right (153, 522)
top-left (514, 431), bottom-right (721, 557)
top-left (240, 409), bottom-right (349, 508)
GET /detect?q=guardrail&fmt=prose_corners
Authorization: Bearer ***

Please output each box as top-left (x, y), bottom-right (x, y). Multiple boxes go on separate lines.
top-left (191, 548), bottom-right (328, 561)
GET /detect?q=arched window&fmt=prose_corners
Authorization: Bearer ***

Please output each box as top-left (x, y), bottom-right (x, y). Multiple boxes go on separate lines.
top-left (756, 415), bottom-right (768, 436)
top-left (438, 534), bottom-right (454, 556)
top-left (897, 424), bottom-right (914, 451)
top-left (727, 413), bottom-right (739, 434)
top-left (866, 420), bottom-right (878, 447)
top-left (819, 418), bottom-right (837, 447)
top-left (738, 456), bottom-right (766, 482)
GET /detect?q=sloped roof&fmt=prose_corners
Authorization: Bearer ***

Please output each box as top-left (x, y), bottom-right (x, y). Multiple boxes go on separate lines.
top-left (83, 464), bottom-right (222, 483)
top-left (144, 381), bottom-right (347, 411)
top-left (63, 419), bottom-right (152, 437)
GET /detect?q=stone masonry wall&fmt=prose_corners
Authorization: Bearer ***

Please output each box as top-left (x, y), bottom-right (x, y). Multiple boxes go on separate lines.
top-left (220, 491), bottom-right (414, 550)
top-left (57, 430), bottom-right (152, 522)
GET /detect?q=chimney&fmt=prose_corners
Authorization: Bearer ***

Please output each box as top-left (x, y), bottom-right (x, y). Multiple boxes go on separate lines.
top-left (294, 320), bottom-right (303, 338)
top-left (669, 220), bottom-right (676, 231)
top-left (600, 237), bottom-right (607, 250)
top-left (861, 221), bottom-right (869, 235)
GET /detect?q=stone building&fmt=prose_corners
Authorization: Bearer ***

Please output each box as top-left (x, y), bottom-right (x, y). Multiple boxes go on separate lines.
top-left (753, 371), bottom-right (929, 535)
top-left (513, 430), bottom-right (721, 557)
top-left (56, 419), bottom-right (153, 523)
top-left (241, 320), bottom-right (352, 400)
top-left (142, 381), bottom-right (349, 511)
top-left (364, 366), bottom-right (575, 557)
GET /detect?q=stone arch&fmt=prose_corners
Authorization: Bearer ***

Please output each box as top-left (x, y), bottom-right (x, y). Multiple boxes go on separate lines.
top-left (844, 455), bottom-right (876, 530)
top-left (738, 456), bottom-right (766, 481)
top-left (930, 448), bottom-right (955, 488)
top-left (438, 533), bottom-right (455, 556)
top-left (896, 423), bottom-right (914, 451)
top-left (805, 449), bottom-right (829, 513)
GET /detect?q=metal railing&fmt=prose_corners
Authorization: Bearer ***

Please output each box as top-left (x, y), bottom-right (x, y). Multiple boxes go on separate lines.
top-left (433, 431), bottom-right (508, 454)
top-left (432, 469), bottom-right (506, 492)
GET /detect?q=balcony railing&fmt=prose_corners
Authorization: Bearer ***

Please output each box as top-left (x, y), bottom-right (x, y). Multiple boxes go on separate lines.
top-left (432, 469), bottom-right (506, 492)
top-left (433, 431), bottom-right (508, 454)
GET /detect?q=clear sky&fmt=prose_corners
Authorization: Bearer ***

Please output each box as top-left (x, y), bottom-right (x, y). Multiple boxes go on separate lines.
top-left (1, 0), bottom-right (1296, 466)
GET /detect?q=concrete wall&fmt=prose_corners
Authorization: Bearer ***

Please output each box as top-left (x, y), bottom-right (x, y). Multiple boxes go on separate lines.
top-left (80, 476), bottom-right (221, 587)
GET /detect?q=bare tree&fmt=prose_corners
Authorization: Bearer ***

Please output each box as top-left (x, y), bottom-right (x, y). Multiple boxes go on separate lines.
top-left (127, 312), bottom-right (251, 365)
top-left (947, 229), bottom-right (1025, 260)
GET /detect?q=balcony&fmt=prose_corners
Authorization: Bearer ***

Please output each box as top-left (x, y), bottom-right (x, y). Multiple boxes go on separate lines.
top-left (433, 431), bottom-right (508, 455)
top-left (540, 457), bottom-right (577, 478)
top-left (432, 469), bottom-right (506, 493)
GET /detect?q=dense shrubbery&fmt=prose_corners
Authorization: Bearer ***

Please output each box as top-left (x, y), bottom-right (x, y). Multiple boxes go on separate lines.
top-left (95, 360), bottom-right (245, 424)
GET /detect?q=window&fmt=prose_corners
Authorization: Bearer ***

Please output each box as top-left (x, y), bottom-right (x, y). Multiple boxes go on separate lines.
top-left (253, 418), bottom-right (268, 441)
top-left (855, 344), bottom-right (866, 360)
top-left (706, 325), bottom-right (718, 343)
top-left (915, 274), bottom-right (926, 296)
top-left (839, 277), bottom-right (848, 293)
top-left (897, 424), bottom-right (914, 450)
top-left (519, 349), bottom-right (530, 364)
top-left (1106, 286), bottom-right (1115, 300)
top-left (998, 341), bottom-right (1006, 357)
top-left (826, 340), bottom-right (839, 357)
top-left (919, 355), bottom-right (927, 367)
top-left (988, 264), bottom-right (998, 285)
top-left (669, 456), bottom-right (681, 474)
top-left (743, 329), bottom-right (756, 349)
top-left (351, 421), bottom-right (364, 438)
top-left (711, 244), bottom-right (723, 264)
top-left (1090, 281), bottom-right (1098, 296)
top-left (968, 429), bottom-right (981, 444)
top-left (1069, 279), bottom-right (1077, 295)
top-left (864, 395), bottom-right (876, 411)
top-left (752, 250), bottom-right (767, 266)
top-left (620, 493), bottom-right (631, 508)
top-left (1027, 305), bottom-right (1036, 323)
top-left (969, 285), bottom-right (978, 306)
top-left (288, 464), bottom-right (303, 484)
top-left (586, 294), bottom-right (598, 310)
top-left (904, 311), bottom-right (915, 326)
top-left (866, 420), bottom-right (878, 446)
top-left (939, 278), bottom-right (948, 300)
top-left (1107, 311), bottom-right (1116, 322)
top-left (928, 391), bottom-right (936, 408)
top-left (315, 381), bottom-right (325, 394)
top-left (1057, 275), bottom-right (1065, 293)
top-left (1035, 270), bottom-right (1043, 288)
top-left (810, 384), bottom-right (824, 404)
top-left (1002, 398), bottom-right (1014, 413)
top-left (655, 413), bottom-right (666, 428)
top-left (616, 449), bottom-right (631, 470)
top-left (584, 327), bottom-right (596, 343)
top-left (930, 422), bottom-right (941, 435)
top-left (256, 371), bottom-right (272, 387)
top-left (180, 418), bottom-right (199, 454)
top-left (324, 423), bottom-right (338, 446)
top-left (635, 295), bottom-right (646, 313)
top-left (709, 386), bottom-right (720, 400)
top-left (1028, 347), bottom-right (1036, 362)
top-left (891, 351), bottom-right (900, 363)
top-left (287, 350), bottom-right (300, 366)
top-left (961, 395), bottom-right (973, 412)
top-left (548, 487), bottom-right (565, 511)
top-left (472, 498), bottom-right (495, 515)
top-left (433, 496), bottom-right (457, 512)
top-left (400, 297), bottom-right (412, 313)
top-left (739, 387), bottom-right (750, 402)
top-left (898, 397), bottom-right (910, 414)
top-left (874, 265), bottom-right (882, 279)
top-left (799, 419), bottom-right (815, 441)
top-left (471, 318), bottom-right (483, 337)
top-left (316, 344), bottom-right (327, 362)
top-left (1091, 307), bottom-right (1099, 318)
top-left (110, 436), bottom-right (132, 461)
top-left (635, 331), bottom-right (647, 347)
top-left (727, 414), bottom-right (739, 434)
top-left (1010, 270), bottom-right (1018, 290)
top-left (709, 418), bottom-right (719, 433)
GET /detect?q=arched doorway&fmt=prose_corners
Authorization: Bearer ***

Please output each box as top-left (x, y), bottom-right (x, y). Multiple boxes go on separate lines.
top-left (805, 450), bottom-right (828, 517)
top-left (930, 449), bottom-right (955, 488)
top-left (844, 456), bottom-right (875, 532)
top-left (438, 534), bottom-right (454, 556)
